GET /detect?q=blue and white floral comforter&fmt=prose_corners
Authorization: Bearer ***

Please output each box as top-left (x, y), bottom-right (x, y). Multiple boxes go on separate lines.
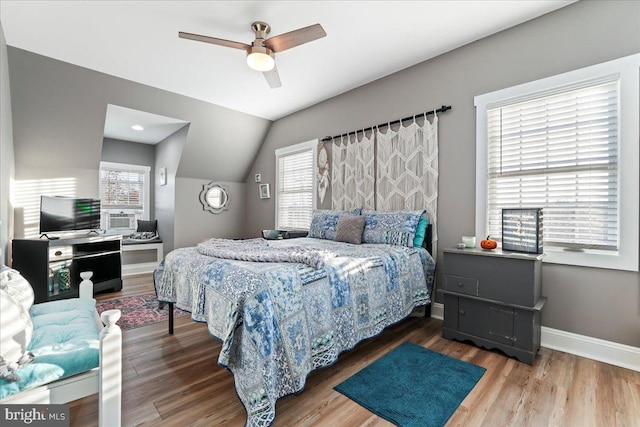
top-left (154, 237), bottom-right (435, 427)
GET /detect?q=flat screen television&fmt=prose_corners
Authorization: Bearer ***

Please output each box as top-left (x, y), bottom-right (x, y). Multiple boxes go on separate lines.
top-left (39, 196), bottom-right (101, 234)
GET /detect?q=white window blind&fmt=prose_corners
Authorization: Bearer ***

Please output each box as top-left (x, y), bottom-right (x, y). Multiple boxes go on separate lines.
top-left (277, 148), bottom-right (314, 230)
top-left (100, 167), bottom-right (145, 210)
top-left (486, 79), bottom-right (619, 251)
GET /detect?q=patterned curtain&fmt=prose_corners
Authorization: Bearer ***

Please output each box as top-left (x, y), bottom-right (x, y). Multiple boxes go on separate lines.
top-left (331, 133), bottom-right (375, 210)
top-left (328, 115), bottom-right (439, 251)
top-left (376, 115), bottom-right (439, 251)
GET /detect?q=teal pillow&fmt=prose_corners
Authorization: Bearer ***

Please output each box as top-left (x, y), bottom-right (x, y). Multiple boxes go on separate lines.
top-left (413, 216), bottom-right (429, 247)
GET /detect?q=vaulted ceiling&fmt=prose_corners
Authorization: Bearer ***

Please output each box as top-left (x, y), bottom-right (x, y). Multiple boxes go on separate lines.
top-left (0, 1), bottom-right (575, 121)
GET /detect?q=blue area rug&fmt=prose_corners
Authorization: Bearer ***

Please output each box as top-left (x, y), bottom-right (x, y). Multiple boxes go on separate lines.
top-left (334, 342), bottom-right (485, 427)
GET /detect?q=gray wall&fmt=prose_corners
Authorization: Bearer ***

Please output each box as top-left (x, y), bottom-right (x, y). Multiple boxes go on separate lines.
top-left (7, 47), bottom-right (271, 243)
top-left (245, 1), bottom-right (640, 347)
top-left (101, 137), bottom-right (156, 219)
top-left (7, 47), bottom-right (271, 181)
top-left (155, 126), bottom-right (188, 256)
top-left (0, 24), bottom-right (15, 265)
top-left (174, 179), bottom-right (245, 248)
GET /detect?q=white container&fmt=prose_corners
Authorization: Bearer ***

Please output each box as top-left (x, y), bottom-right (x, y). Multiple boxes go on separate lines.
top-left (461, 236), bottom-right (476, 248)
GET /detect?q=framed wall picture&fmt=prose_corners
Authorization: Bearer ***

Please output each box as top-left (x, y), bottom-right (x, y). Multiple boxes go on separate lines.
top-left (502, 208), bottom-right (543, 254)
top-left (259, 183), bottom-right (270, 199)
top-left (159, 167), bottom-right (167, 186)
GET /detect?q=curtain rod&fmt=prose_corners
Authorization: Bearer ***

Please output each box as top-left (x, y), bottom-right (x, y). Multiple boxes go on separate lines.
top-left (321, 105), bottom-right (452, 142)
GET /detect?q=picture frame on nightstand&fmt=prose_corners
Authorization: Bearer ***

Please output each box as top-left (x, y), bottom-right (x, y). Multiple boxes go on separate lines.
top-left (502, 208), bottom-right (543, 254)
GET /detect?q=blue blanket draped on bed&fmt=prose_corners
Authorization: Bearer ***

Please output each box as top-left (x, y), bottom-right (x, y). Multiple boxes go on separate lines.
top-left (154, 237), bottom-right (435, 427)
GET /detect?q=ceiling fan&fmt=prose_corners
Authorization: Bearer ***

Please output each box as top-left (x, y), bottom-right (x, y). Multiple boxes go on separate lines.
top-left (179, 21), bottom-right (326, 89)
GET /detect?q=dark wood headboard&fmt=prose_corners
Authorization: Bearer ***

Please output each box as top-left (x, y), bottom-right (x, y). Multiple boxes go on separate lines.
top-left (422, 224), bottom-right (433, 255)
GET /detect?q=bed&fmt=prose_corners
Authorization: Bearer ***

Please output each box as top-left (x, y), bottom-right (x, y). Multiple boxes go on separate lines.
top-left (154, 209), bottom-right (435, 427)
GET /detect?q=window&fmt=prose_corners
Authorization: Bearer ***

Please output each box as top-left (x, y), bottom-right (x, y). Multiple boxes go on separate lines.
top-left (475, 54), bottom-right (639, 271)
top-left (275, 140), bottom-right (317, 230)
top-left (99, 162), bottom-right (150, 230)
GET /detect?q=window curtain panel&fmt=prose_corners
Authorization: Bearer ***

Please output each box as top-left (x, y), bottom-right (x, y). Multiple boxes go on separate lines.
top-left (331, 133), bottom-right (375, 210)
top-left (376, 115), bottom-right (439, 252)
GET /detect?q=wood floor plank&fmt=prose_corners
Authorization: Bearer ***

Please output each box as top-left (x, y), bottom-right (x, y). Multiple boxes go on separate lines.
top-left (448, 350), bottom-right (517, 427)
top-left (67, 274), bottom-right (640, 427)
top-left (565, 357), bottom-right (598, 426)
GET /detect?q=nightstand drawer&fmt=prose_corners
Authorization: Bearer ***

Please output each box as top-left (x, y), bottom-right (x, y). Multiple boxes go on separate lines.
top-left (443, 274), bottom-right (478, 296)
top-left (443, 251), bottom-right (541, 306)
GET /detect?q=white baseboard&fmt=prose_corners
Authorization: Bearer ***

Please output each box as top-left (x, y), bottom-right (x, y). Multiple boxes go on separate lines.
top-left (430, 302), bottom-right (639, 371)
top-left (431, 302), bottom-right (444, 320)
top-left (541, 326), bottom-right (640, 372)
top-left (122, 262), bottom-right (158, 277)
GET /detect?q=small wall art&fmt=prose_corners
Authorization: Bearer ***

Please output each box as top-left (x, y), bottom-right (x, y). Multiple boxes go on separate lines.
top-left (259, 183), bottom-right (270, 199)
top-left (317, 144), bottom-right (330, 204)
top-left (159, 167), bottom-right (167, 186)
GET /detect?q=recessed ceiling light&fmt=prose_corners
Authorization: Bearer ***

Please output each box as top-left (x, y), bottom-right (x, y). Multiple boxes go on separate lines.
top-left (131, 125), bottom-right (144, 131)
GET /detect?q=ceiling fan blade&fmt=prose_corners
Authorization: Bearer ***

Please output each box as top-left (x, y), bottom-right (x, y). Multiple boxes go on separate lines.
top-left (263, 24), bottom-right (326, 53)
top-left (263, 65), bottom-right (282, 89)
top-left (178, 31), bottom-right (250, 51)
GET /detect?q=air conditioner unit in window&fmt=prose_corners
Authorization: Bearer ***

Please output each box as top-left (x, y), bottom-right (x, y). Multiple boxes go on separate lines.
top-left (107, 212), bottom-right (137, 230)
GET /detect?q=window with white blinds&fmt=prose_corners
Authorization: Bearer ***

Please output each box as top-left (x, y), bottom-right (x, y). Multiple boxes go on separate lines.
top-left (475, 54), bottom-right (639, 271)
top-left (99, 162), bottom-right (151, 226)
top-left (486, 79), bottom-right (619, 251)
top-left (275, 141), bottom-right (316, 230)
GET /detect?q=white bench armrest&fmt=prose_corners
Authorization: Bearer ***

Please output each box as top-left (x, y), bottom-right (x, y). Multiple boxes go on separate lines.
top-left (99, 309), bottom-right (122, 427)
top-left (79, 271), bottom-right (94, 299)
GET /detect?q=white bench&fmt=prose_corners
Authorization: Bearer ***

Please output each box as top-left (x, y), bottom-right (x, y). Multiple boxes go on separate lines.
top-left (0, 278), bottom-right (122, 427)
top-left (121, 242), bottom-right (163, 276)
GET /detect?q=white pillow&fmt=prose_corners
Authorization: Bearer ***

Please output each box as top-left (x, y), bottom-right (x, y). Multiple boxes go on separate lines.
top-left (0, 266), bottom-right (35, 312)
top-left (0, 289), bottom-right (34, 382)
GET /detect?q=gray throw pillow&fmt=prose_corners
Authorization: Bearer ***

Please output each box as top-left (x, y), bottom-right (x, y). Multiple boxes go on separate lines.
top-left (334, 215), bottom-right (365, 244)
top-left (137, 220), bottom-right (157, 233)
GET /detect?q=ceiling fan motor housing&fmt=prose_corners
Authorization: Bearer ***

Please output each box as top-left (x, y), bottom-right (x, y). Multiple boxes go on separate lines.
top-left (246, 22), bottom-right (275, 71)
top-left (251, 21), bottom-right (271, 39)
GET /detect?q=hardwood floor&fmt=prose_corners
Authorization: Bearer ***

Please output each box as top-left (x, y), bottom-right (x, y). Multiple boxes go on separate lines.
top-left (71, 274), bottom-right (640, 426)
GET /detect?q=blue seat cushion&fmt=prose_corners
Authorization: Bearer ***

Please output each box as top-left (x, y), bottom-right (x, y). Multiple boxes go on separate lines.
top-left (0, 298), bottom-right (100, 399)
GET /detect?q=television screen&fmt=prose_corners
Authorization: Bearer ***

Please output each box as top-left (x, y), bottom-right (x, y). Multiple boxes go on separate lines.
top-left (40, 196), bottom-right (101, 233)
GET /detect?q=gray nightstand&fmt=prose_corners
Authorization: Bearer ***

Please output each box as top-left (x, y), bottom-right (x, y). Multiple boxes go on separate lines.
top-left (440, 248), bottom-right (546, 364)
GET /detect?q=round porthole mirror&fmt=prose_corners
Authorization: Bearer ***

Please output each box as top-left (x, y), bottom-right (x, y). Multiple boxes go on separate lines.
top-left (199, 182), bottom-right (230, 214)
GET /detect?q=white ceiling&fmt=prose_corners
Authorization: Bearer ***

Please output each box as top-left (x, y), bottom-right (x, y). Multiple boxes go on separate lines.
top-left (0, 1), bottom-right (575, 121)
top-left (104, 105), bottom-right (189, 144)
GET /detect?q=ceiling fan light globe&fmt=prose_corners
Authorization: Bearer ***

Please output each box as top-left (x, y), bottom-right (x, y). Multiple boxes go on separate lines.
top-left (247, 51), bottom-right (275, 72)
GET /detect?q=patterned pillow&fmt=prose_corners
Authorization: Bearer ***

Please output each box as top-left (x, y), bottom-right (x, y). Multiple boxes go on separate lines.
top-left (334, 215), bottom-right (366, 244)
top-left (0, 266), bottom-right (34, 312)
top-left (308, 209), bottom-right (358, 240)
top-left (0, 289), bottom-right (34, 382)
top-left (362, 209), bottom-right (426, 246)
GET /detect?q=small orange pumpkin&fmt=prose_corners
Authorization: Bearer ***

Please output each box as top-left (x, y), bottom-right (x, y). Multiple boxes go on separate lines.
top-left (480, 236), bottom-right (497, 250)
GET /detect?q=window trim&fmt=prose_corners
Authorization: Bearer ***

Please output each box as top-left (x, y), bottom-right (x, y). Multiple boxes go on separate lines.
top-left (99, 161), bottom-right (151, 220)
top-left (474, 54), bottom-right (639, 271)
top-left (274, 139), bottom-right (318, 230)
